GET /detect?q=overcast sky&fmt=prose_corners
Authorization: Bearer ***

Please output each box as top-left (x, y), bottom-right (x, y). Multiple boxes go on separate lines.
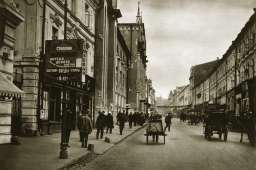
top-left (118, 0), bottom-right (255, 98)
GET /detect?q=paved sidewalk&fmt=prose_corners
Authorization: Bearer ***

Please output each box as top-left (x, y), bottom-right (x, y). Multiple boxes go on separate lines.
top-left (0, 123), bottom-right (144, 170)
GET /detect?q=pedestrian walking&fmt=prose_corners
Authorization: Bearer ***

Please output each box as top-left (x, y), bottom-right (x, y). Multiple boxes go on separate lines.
top-left (117, 111), bottom-right (126, 135)
top-left (133, 112), bottom-right (138, 126)
top-left (164, 112), bottom-right (172, 132)
top-left (102, 111), bottom-right (108, 132)
top-left (128, 112), bottom-right (133, 128)
top-left (96, 111), bottom-right (105, 139)
top-left (106, 112), bottom-right (114, 134)
top-left (65, 109), bottom-right (74, 147)
top-left (77, 111), bottom-right (92, 148)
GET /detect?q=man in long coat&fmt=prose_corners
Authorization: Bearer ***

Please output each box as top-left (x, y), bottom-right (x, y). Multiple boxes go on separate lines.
top-left (96, 111), bottom-right (105, 139)
top-left (65, 109), bottom-right (74, 147)
top-left (164, 113), bottom-right (172, 132)
top-left (77, 111), bottom-right (92, 148)
top-left (117, 111), bottom-right (126, 135)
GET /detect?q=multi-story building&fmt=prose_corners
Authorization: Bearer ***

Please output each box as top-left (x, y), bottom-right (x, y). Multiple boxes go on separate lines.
top-left (10, 0), bottom-right (98, 136)
top-left (169, 85), bottom-right (191, 113)
top-left (118, 4), bottom-right (148, 113)
top-left (189, 59), bottom-right (219, 111)
top-left (189, 8), bottom-right (256, 115)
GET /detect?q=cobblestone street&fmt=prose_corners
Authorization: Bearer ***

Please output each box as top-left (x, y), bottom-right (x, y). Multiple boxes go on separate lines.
top-left (82, 119), bottom-right (256, 170)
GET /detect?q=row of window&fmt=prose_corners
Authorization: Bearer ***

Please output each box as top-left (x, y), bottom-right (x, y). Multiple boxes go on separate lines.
top-left (59, 0), bottom-right (95, 31)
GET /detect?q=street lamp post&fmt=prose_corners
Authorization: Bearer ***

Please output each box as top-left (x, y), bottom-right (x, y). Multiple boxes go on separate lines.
top-left (59, 0), bottom-right (68, 159)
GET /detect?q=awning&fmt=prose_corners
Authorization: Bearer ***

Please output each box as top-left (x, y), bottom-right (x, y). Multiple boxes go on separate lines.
top-left (0, 73), bottom-right (24, 98)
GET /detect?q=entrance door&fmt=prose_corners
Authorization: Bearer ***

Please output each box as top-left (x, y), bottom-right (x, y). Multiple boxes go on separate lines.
top-left (49, 87), bottom-right (61, 122)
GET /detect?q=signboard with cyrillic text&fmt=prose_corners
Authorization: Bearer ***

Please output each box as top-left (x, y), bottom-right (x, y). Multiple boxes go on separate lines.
top-left (45, 39), bottom-right (86, 82)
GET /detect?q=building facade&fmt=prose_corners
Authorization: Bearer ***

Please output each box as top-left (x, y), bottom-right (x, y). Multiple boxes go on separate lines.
top-left (169, 85), bottom-right (191, 114)
top-left (11, 0), bottom-right (98, 135)
top-left (107, 26), bottom-right (130, 118)
top-left (118, 4), bottom-right (148, 113)
top-left (146, 79), bottom-right (156, 113)
top-left (189, 9), bottom-right (256, 116)
top-left (94, 0), bottom-right (119, 116)
top-left (0, 0), bottom-right (152, 143)
top-left (0, 0), bottom-right (24, 144)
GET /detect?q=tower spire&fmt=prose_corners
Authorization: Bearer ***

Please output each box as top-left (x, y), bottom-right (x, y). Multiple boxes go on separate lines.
top-left (136, 1), bottom-right (142, 23)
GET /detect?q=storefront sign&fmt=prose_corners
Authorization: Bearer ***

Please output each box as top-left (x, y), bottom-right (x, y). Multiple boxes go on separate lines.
top-left (45, 39), bottom-right (85, 82)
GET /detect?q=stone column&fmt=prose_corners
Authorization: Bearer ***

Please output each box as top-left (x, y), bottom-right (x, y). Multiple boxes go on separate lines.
top-left (21, 55), bottom-right (39, 136)
top-left (0, 99), bottom-right (12, 144)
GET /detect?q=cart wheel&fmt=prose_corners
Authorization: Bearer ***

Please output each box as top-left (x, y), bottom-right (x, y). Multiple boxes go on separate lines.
top-left (207, 135), bottom-right (211, 141)
top-left (219, 133), bottom-right (222, 140)
top-left (224, 131), bottom-right (228, 142)
top-left (205, 133), bottom-right (210, 141)
top-left (248, 133), bottom-right (255, 146)
top-left (204, 133), bottom-right (207, 139)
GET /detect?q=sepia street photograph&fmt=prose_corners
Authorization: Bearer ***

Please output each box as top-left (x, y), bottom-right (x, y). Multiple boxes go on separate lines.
top-left (1, 0), bottom-right (256, 169)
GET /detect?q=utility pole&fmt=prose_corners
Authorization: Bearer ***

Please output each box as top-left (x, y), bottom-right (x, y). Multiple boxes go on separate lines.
top-left (59, 0), bottom-right (68, 159)
top-left (37, 0), bottom-right (46, 136)
top-left (64, 0), bottom-right (67, 40)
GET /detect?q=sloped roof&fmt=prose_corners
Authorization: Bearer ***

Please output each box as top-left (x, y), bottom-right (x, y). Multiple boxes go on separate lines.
top-left (191, 59), bottom-right (220, 87)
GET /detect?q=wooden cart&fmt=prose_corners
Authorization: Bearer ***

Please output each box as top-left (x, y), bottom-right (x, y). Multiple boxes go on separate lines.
top-left (144, 119), bottom-right (167, 144)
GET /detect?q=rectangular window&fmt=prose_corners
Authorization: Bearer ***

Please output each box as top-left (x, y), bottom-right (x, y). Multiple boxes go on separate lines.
top-left (52, 27), bottom-right (58, 40)
top-left (85, 3), bottom-right (90, 27)
top-left (71, 0), bottom-right (76, 14)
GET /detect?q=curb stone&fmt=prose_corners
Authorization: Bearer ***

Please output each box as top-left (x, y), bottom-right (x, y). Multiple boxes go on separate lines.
top-left (101, 124), bottom-right (147, 155)
top-left (60, 125), bottom-right (146, 169)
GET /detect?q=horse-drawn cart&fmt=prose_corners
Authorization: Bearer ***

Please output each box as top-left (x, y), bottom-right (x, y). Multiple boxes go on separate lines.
top-left (145, 119), bottom-right (167, 144)
top-left (204, 104), bottom-right (228, 141)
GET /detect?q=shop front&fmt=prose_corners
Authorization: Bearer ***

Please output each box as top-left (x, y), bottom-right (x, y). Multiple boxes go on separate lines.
top-left (39, 39), bottom-right (94, 134)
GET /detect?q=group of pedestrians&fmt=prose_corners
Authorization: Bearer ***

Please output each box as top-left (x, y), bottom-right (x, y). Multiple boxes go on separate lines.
top-left (128, 112), bottom-right (148, 128)
top-left (64, 109), bottom-right (151, 148)
top-left (95, 111), bottom-right (114, 139)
